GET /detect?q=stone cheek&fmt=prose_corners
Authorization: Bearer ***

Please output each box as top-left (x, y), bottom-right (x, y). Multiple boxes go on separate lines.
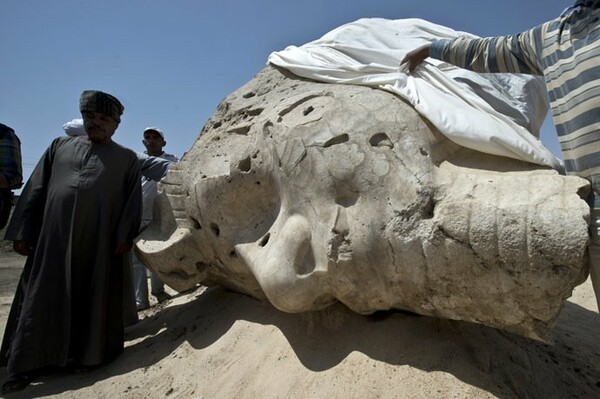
top-left (136, 65), bottom-right (590, 340)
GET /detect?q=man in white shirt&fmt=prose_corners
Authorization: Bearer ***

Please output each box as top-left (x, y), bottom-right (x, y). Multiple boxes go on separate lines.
top-left (134, 127), bottom-right (178, 310)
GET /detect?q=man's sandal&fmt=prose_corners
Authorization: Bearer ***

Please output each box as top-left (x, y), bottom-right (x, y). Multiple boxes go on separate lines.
top-left (1, 375), bottom-right (31, 394)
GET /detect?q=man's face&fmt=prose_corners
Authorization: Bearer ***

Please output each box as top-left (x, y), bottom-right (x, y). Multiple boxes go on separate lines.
top-left (82, 111), bottom-right (119, 144)
top-left (143, 131), bottom-right (165, 155)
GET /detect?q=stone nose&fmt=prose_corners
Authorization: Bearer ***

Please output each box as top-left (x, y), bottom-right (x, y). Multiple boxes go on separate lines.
top-left (235, 213), bottom-right (335, 312)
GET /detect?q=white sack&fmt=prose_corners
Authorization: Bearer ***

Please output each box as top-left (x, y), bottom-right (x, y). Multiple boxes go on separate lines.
top-left (268, 18), bottom-right (562, 170)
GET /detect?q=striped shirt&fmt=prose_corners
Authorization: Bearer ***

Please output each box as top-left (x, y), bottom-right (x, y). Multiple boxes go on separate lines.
top-left (430, 1), bottom-right (600, 195)
top-left (0, 123), bottom-right (22, 189)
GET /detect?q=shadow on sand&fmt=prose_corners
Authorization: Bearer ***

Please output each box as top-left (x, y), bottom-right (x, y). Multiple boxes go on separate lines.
top-left (2, 287), bottom-right (600, 398)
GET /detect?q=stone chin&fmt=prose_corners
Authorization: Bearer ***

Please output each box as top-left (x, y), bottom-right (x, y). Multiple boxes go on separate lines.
top-left (136, 66), bottom-right (590, 340)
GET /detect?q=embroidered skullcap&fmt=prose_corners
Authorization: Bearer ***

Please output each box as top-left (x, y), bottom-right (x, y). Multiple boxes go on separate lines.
top-left (79, 90), bottom-right (124, 122)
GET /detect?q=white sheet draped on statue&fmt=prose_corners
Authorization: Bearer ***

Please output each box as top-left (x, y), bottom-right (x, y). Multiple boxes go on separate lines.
top-left (268, 18), bottom-right (562, 170)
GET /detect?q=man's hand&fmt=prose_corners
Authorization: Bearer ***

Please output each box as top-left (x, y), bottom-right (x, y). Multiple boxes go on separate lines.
top-left (401, 44), bottom-right (431, 73)
top-left (13, 240), bottom-right (32, 256)
top-left (114, 242), bottom-right (133, 255)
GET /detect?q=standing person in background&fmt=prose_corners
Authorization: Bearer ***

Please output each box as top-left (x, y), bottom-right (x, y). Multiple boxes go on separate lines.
top-left (0, 90), bottom-right (142, 394)
top-left (401, 1), bottom-right (600, 311)
top-left (134, 127), bottom-right (178, 310)
top-left (0, 123), bottom-right (22, 230)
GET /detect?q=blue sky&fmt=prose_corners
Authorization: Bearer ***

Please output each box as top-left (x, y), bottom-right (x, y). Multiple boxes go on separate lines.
top-left (2, 1), bottom-right (573, 184)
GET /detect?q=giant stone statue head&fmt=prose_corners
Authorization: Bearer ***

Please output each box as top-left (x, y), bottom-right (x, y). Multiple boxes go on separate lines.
top-left (137, 66), bottom-right (590, 339)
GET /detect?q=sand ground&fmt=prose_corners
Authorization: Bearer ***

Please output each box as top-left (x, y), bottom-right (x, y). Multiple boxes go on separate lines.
top-left (0, 245), bottom-right (599, 399)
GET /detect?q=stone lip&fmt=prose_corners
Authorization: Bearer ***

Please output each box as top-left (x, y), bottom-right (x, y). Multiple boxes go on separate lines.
top-left (137, 65), bottom-right (590, 340)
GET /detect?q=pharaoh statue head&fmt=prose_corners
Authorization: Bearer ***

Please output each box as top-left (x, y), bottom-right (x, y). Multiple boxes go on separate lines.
top-left (136, 66), bottom-right (589, 339)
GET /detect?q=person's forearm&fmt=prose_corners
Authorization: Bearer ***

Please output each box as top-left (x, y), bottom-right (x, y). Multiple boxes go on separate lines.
top-left (430, 31), bottom-right (543, 75)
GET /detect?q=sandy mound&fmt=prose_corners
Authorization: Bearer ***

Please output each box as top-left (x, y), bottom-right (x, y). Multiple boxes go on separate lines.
top-left (0, 249), bottom-right (599, 398)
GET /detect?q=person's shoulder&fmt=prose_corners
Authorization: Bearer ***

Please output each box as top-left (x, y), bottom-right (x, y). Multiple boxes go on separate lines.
top-left (110, 141), bottom-right (141, 161)
top-left (51, 135), bottom-right (76, 147)
top-left (0, 124), bottom-right (18, 141)
top-left (162, 152), bottom-right (178, 162)
top-left (110, 140), bottom-right (134, 153)
top-left (38, 136), bottom-right (77, 156)
top-left (0, 123), bottom-right (14, 134)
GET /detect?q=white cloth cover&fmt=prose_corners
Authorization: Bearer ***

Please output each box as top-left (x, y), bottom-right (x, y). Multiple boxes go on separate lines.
top-left (268, 18), bottom-right (562, 170)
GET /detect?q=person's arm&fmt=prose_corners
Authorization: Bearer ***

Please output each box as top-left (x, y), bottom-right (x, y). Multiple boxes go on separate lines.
top-left (430, 28), bottom-right (544, 75)
top-left (4, 137), bottom-right (63, 245)
top-left (0, 129), bottom-right (23, 189)
top-left (114, 152), bottom-right (142, 255)
top-left (136, 151), bottom-right (172, 181)
top-left (402, 22), bottom-right (548, 75)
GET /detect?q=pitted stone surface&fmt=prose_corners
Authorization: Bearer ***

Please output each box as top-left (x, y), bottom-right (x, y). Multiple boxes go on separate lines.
top-left (137, 65), bottom-right (590, 339)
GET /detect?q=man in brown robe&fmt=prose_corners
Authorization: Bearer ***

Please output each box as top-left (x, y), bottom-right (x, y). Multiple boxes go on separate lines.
top-left (0, 90), bottom-right (142, 393)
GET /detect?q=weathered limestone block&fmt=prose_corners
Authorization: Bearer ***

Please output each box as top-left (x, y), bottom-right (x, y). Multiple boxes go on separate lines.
top-left (137, 65), bottom-right (590, 339)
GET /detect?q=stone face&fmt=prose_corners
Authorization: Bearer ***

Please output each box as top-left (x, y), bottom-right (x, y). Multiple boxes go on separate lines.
top-left (137, 65), bottom-right (590, 339)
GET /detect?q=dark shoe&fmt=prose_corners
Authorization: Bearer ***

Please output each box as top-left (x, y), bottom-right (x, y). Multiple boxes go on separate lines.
top-left (136, 301), bottom-right (150, 311)
top-left (153, 291), bottom-right (172, 303)
top-left (68, 365), bottom-right (97, 374)
top-left (2, 375), bottom-right (31, 394)
top-left (71, 367), bottom-right (89, 374)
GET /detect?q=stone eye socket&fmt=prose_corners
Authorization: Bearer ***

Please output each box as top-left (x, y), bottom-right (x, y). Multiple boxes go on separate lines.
top-left (193, 173), bottom-right (281, 246)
